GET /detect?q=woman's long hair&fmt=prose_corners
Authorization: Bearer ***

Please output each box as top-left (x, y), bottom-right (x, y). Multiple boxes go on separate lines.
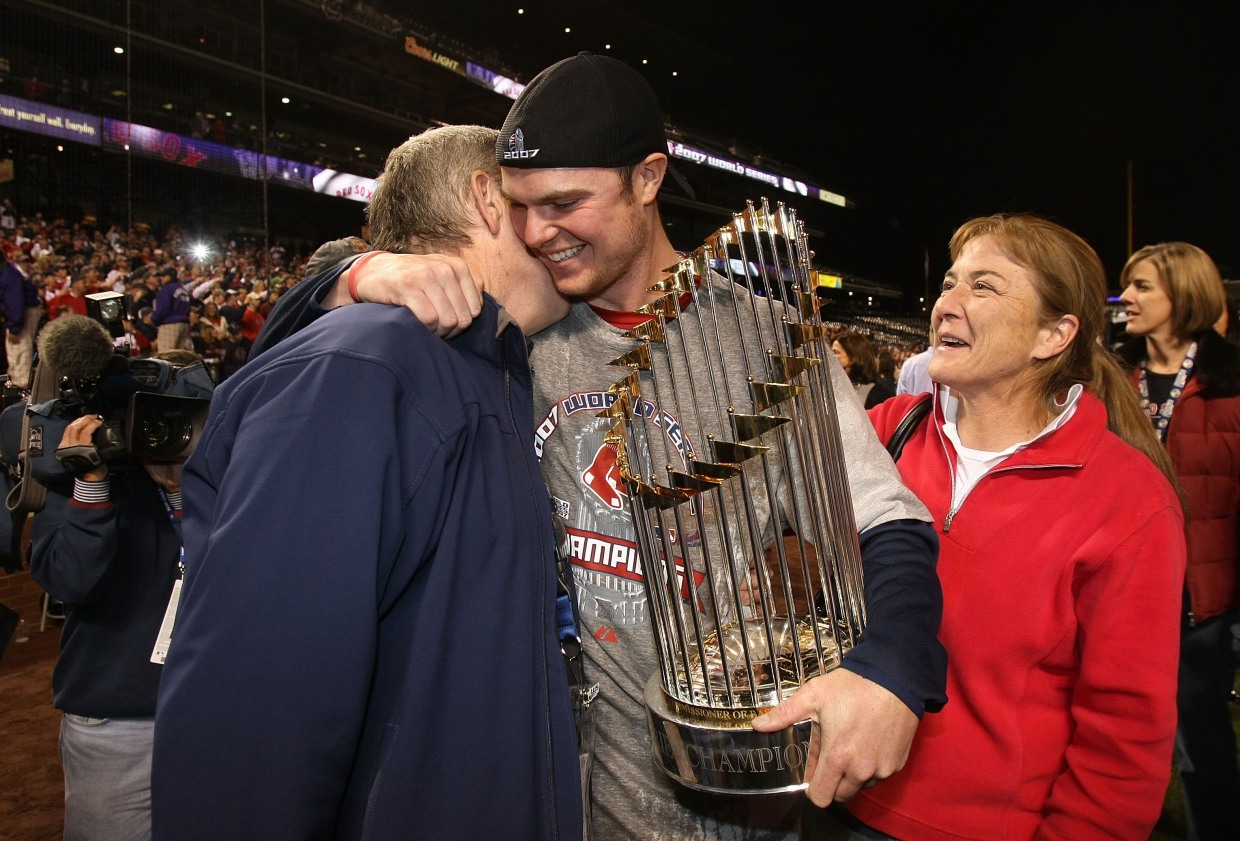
top-left (834, 331), bottom-right (880, 385)
top-left (948, 214), bottom-right (1183, 506)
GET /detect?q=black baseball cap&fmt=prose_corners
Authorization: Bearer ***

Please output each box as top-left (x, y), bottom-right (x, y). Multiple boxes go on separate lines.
top-left (497, 52), bottom-right (694, 195)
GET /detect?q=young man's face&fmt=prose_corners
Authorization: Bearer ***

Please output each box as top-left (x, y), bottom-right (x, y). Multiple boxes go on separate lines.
top-left (501, 165), bottom-right (649, 305)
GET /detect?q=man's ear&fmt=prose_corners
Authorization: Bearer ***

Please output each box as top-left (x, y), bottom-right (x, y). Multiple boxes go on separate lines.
top-left (634, 153), bottom-right (668, 206)
top-left (471, 170), bottom-right (503, 236)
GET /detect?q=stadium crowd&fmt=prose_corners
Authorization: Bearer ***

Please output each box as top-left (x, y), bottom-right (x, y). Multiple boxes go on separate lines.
top-left (0, 204), bottom-right (932, 392)
top-left (0, 205), bottom-right (323, 386)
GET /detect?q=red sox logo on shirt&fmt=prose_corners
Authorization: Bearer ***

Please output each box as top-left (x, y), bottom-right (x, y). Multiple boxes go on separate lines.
top-left (582, 441), bottom-right (625, 510)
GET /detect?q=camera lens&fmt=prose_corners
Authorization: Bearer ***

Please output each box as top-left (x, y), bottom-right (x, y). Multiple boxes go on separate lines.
top-left (135, 409), bottom-right (193, 458)
top-left (126, 393), bottom-right (209, 462)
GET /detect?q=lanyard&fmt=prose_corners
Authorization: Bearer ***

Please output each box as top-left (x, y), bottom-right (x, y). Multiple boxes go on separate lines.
top-left (152, 487), bottom-right (186, 665)
top-left (1138, 341), bottom-right (1197, 441)
top-left (158, 488), bottom-right (186, 576)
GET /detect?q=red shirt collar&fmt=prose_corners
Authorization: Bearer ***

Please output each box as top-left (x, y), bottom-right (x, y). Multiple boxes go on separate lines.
top-left (588, 277), bottom-right (701, 329)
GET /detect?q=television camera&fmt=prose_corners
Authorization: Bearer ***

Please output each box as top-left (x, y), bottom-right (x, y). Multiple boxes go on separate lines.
top-left (4, 292), bottom-right (214, 488)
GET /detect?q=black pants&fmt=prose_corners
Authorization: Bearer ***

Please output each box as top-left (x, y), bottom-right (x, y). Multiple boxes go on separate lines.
top-left (1176, 609), bottom-right (1240, 841)
top-left (801, 803), bottom-right (900, 841)
top-left (0, 601), bottom-right (19, 662)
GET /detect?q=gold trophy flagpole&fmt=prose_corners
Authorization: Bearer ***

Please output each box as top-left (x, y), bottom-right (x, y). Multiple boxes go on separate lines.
top-left (604, 199), bottom-right (865, 793)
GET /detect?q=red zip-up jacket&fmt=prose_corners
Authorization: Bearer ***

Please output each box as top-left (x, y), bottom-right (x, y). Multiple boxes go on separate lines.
top-left (1121, 330), bottom-right (1240, 624)
top-left (849, 390), bottom-right (1184, 841)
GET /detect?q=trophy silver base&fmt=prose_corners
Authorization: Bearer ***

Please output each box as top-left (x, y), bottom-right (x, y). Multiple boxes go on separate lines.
top-left (644, 674), bottom-right (812, 794)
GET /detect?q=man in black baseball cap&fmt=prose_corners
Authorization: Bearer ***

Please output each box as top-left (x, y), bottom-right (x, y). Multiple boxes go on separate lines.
top-left (493, 52), bottom-right (945, 841)
top-left (497, 52), bottom-right (682, 174)
top-left (495, 52), bottom-right (689, 310)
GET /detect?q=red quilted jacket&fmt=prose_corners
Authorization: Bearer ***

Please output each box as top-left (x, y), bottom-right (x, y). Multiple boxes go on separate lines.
top-left (1122, 330), bottom-right (1240, 623)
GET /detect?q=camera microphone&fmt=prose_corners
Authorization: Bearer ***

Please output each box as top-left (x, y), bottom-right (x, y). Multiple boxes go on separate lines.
top-left (37, 314), bottom-right (126, 381)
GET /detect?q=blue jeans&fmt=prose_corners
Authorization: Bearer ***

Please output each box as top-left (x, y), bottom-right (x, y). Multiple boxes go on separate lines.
top-left (59, 713), bottom-right (154, 841)
top-left (1176, 610), bottom-right (1240, 841)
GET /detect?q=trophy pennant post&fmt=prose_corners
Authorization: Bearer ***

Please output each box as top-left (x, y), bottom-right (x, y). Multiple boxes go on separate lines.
top-left (604, 199), bottom-right (866, 793)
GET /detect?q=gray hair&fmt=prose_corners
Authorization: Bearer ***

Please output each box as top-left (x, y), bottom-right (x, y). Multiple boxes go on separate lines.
top-left (365, 124), bottom-right (500, 255)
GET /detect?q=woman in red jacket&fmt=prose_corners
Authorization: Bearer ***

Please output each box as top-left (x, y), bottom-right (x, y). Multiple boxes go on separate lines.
top-left (1117, 241), bottom-right (1240, 841)
top-left (799, 214), bottom-right (1186, 841)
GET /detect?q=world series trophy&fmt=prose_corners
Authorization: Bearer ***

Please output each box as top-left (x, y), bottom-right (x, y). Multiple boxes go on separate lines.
top-left (602, 199), bottom-right (865, 794)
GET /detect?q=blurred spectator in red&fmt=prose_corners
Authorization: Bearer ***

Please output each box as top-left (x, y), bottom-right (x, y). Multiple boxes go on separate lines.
top-left (240, 292), bottom-right (265, 343)
top-left (46, 275), bottom-right (89, 320)
top-left (24, 73), bottom-right (48, 101)
top-left (39, 267), bottom-right (65, 301)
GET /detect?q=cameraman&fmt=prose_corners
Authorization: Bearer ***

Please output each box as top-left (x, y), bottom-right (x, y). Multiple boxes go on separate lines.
top-left (29, 353), bottom-right (205, 841)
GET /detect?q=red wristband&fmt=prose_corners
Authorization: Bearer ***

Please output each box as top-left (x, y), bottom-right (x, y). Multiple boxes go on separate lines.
top-left (347, 250), bottom-right (387, 304)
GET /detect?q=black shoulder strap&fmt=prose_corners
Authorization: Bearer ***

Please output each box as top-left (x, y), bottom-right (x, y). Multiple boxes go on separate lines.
top-left (885, 393), bottom-right (933, 462)
top-left (7, 361), bottom-right (59, 515)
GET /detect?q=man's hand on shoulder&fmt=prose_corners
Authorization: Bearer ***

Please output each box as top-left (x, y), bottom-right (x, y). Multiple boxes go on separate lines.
top-left (751, 667), bottom-right (918, 806)
top-left (328, 252), bottom-right (483, 338)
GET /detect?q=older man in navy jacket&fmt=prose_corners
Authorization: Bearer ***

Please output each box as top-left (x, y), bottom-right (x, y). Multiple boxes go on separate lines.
top-left (152, 125), bottom-right (581, 840)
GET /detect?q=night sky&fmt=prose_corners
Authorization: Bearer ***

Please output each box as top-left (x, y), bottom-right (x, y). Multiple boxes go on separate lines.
top-left (401, 1), bottom-right (1239, 300)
